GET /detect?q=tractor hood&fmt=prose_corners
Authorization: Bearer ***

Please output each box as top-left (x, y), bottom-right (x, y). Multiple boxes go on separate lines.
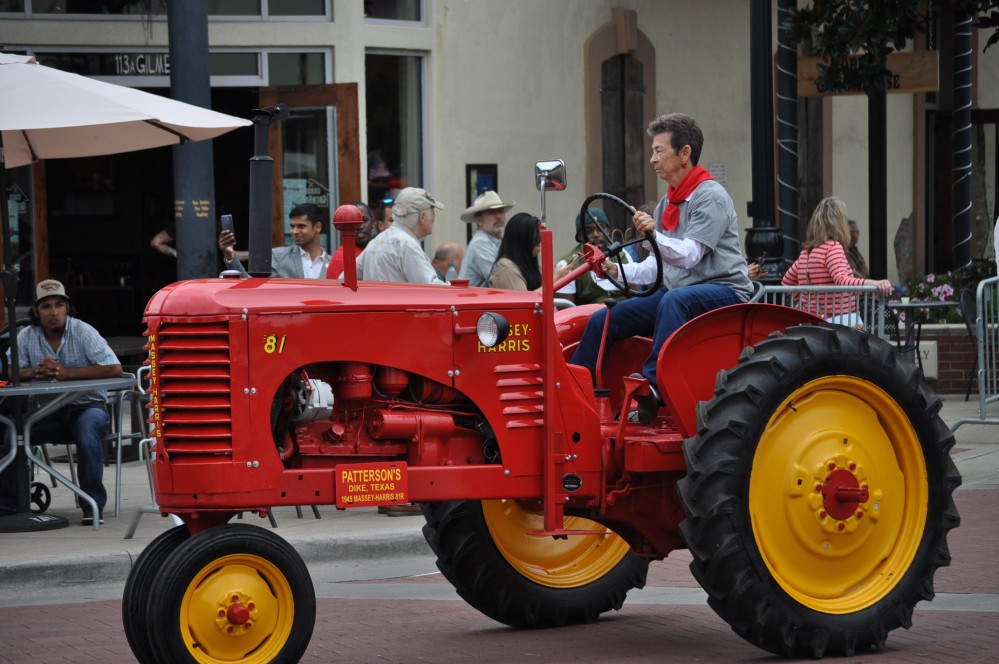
top-left (145, 278), bottom-right (540, 319)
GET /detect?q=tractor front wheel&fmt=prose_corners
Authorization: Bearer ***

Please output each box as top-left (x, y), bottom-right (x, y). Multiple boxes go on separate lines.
top-left (422, 499), bottom-right (648, 627)
top-left (678, 325), bottom-right (960, 658)
top-left (122, 525), bottom-right (191, 664)
top-left (146, 524), bottom-right (315, 664)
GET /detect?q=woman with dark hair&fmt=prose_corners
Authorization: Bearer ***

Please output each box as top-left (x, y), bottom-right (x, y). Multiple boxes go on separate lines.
top-left (487, 212), bottom-right (543, 291)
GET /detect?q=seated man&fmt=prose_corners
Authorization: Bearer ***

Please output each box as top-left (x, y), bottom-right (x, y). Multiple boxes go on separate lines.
top-left (570, 113), bottom-right (752, 422)
top-left (557, 207), bottom-right (633, 305)
top-left (358, 187), bottom-right (446, 285)
top-left (0, 280), bottom-right (122, 525)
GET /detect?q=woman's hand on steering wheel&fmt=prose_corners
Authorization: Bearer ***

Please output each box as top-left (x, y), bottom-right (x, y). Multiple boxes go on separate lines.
top-left (632, 209), bottom-right (657, 235)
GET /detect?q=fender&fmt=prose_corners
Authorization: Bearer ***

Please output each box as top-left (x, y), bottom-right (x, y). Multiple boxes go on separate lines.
top-left (554, 303), bottom-right (603, 361)
top-left (657, 302), bottom-right (824, 438)
top-left (555, 301), bottom-right (823, 422)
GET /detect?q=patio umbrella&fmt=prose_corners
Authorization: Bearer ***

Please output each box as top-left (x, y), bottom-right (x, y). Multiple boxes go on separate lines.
top-left (0, 52), bottom-right (251, 167)
top-left (0, 52), bottom-right (252, 385)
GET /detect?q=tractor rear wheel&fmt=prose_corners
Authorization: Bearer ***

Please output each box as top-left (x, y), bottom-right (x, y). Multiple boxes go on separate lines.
top-left (146, 524), bottom-right (315, 664)
top-left (678, 325), bottom-right (960, 658)
top-left (422, 499), bottom-right (648, 627)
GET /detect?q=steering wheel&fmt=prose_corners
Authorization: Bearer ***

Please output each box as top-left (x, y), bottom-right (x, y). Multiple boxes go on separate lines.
top-left (576, 193), bottom-right (663, 297)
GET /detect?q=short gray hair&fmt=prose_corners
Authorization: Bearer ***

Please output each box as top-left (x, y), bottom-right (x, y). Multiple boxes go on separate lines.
top-left (647, 113), bottom-right (703, 166)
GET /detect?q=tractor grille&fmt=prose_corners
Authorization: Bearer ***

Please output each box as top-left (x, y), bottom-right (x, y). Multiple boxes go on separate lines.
top-left (152, 320), bottom-right (233, 462)
top-left (494, 363), bottom-right (544, 429)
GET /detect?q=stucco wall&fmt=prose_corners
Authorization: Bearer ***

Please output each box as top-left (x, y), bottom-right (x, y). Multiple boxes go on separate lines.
top-left (425, 0), bottom-right (753, 259)
top-left (4, 0), bottom-right (993, 278)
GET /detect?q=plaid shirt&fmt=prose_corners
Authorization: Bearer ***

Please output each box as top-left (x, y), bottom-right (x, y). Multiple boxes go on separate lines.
top-left (13, 317), bottom-right (119, 406)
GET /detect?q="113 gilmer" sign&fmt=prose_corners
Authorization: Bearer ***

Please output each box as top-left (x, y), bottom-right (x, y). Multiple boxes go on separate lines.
top-left (111, 52), bottom-right (170, 76)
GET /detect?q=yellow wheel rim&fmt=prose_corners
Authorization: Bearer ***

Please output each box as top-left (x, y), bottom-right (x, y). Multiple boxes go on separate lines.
top-left (481, 499), bottom-right (631, 588)
top-left (750, 376), bottom-right (928, 614)
top-left (179, 553), bottom-right (295, 663)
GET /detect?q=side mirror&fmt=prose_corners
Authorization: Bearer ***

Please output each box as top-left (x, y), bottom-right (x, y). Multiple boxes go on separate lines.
top-left (535, 160), bottom-right (566, 191)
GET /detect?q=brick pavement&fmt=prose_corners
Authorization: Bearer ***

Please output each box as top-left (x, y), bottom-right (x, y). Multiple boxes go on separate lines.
top-left (0, 488), bottom-right (995, 663)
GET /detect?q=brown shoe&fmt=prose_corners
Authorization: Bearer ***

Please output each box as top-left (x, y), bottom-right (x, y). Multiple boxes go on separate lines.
top-left (384, 504), bottom-right (422, 517)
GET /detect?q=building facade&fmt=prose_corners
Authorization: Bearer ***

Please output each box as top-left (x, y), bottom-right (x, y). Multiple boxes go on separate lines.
top-left (1, 0), bottom-right (996, 335)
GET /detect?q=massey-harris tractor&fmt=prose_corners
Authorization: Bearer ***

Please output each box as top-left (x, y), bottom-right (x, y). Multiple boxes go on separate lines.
top-left (122, 161), bottom-right (960, 664)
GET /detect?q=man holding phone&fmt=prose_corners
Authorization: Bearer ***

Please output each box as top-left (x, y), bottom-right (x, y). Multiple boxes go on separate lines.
top-left (217, 203), bottom-right (331, 278)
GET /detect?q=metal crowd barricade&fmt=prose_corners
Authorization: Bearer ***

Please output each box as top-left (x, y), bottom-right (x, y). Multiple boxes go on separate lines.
top-left (950, 275), bottom-right (999, 431)
top-left (759, 285), bottom-right (887, 340)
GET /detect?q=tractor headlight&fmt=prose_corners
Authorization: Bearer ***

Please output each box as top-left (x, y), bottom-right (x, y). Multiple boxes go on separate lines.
top-left (476, 313), bottom-right (511, 348)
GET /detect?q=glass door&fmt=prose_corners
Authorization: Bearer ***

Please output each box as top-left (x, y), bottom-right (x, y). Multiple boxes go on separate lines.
top-left (259, 84), bottom-right (361, 252)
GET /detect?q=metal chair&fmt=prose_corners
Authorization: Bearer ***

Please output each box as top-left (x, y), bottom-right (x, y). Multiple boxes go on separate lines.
top-left (0, 318), bottom-right (33, 382)
top-left (960, 287), bottom-right (979, 401)
top-left (42, 372), bottom-right (143, 517)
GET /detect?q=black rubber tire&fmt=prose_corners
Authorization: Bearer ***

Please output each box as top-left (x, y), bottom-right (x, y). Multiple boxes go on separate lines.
top-left (29, 481), bottom-right (50, 514)
top-left (421, 499), bottom-right (649, 628)
top-left (677, 325), bottom-right (961, 658)
top-left (146, 524), bottom-right (316, 664)
top-left (122, 525), bottom-right (191, 664)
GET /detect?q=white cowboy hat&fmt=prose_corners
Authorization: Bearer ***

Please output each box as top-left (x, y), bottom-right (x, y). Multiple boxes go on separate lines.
top-left (460, 190), bottom-right (515, 223)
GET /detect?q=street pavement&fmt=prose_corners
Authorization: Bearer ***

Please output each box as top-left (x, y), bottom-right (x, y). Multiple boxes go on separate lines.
top-left (0, 395), bottom-right (996, 662)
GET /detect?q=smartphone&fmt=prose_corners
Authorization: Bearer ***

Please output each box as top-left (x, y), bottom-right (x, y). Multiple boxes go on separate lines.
top-left (220, 214), bottom-right (234, 236)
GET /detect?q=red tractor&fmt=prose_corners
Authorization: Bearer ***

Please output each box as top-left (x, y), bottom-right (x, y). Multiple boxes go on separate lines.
top-left (122, 161), bottom-right (959, 663)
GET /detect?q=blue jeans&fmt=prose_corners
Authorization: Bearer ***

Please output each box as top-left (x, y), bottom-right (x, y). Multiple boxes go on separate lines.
top-left (31, 404), bottom-right (110, 511)
top-left (570, 284), bottom-right (742, 394)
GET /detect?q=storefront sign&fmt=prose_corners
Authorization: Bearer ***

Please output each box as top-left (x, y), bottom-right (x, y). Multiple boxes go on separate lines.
top-left (798, 51), bottom-right (938, 97)
top-left (110, 52), bottom-right (170, 76)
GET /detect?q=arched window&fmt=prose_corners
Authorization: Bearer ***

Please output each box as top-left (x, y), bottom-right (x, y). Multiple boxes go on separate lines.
top-left (584, 9), bottom-right (657, 239)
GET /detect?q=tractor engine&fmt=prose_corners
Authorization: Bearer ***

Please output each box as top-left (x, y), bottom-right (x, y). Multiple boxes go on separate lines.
top-left (271, 362), bottom-right (495, 470)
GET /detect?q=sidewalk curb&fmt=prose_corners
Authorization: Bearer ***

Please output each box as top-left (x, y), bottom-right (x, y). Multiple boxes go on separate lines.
top-left (0, 529), bottom-right (431, 594)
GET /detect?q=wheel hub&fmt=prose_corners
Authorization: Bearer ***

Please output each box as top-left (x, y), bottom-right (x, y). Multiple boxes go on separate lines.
top-left (821, 467), bottom-right (869, 521)
top-left (215, 592), bottom-right (256, 635)
top-left (808, 455), bottom-right (876, 535)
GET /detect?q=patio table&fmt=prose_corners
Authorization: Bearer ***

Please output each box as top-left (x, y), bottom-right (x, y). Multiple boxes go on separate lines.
top-left (0, 374), bottom-right (136, 532)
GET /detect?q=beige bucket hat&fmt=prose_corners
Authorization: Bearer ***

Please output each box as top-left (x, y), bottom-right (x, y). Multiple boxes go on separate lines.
top-left (460, 190), bottom-right (515, 223)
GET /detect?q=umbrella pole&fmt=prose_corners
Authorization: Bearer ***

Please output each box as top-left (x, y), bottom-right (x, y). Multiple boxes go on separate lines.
top-left (0, 136), bottom-right (21, 387)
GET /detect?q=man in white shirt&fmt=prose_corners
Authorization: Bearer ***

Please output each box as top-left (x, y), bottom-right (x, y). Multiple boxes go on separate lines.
top-left (218, 203), bottom-right (331, 278)
top-left (357, 187), bottom-right (446, 284)
top-left (458, 190), bottom-right (515, 287)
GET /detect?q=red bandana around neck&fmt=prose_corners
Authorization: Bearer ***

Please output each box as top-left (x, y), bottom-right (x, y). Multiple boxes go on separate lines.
top-left (662, 166), bottom-right (713, 231)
